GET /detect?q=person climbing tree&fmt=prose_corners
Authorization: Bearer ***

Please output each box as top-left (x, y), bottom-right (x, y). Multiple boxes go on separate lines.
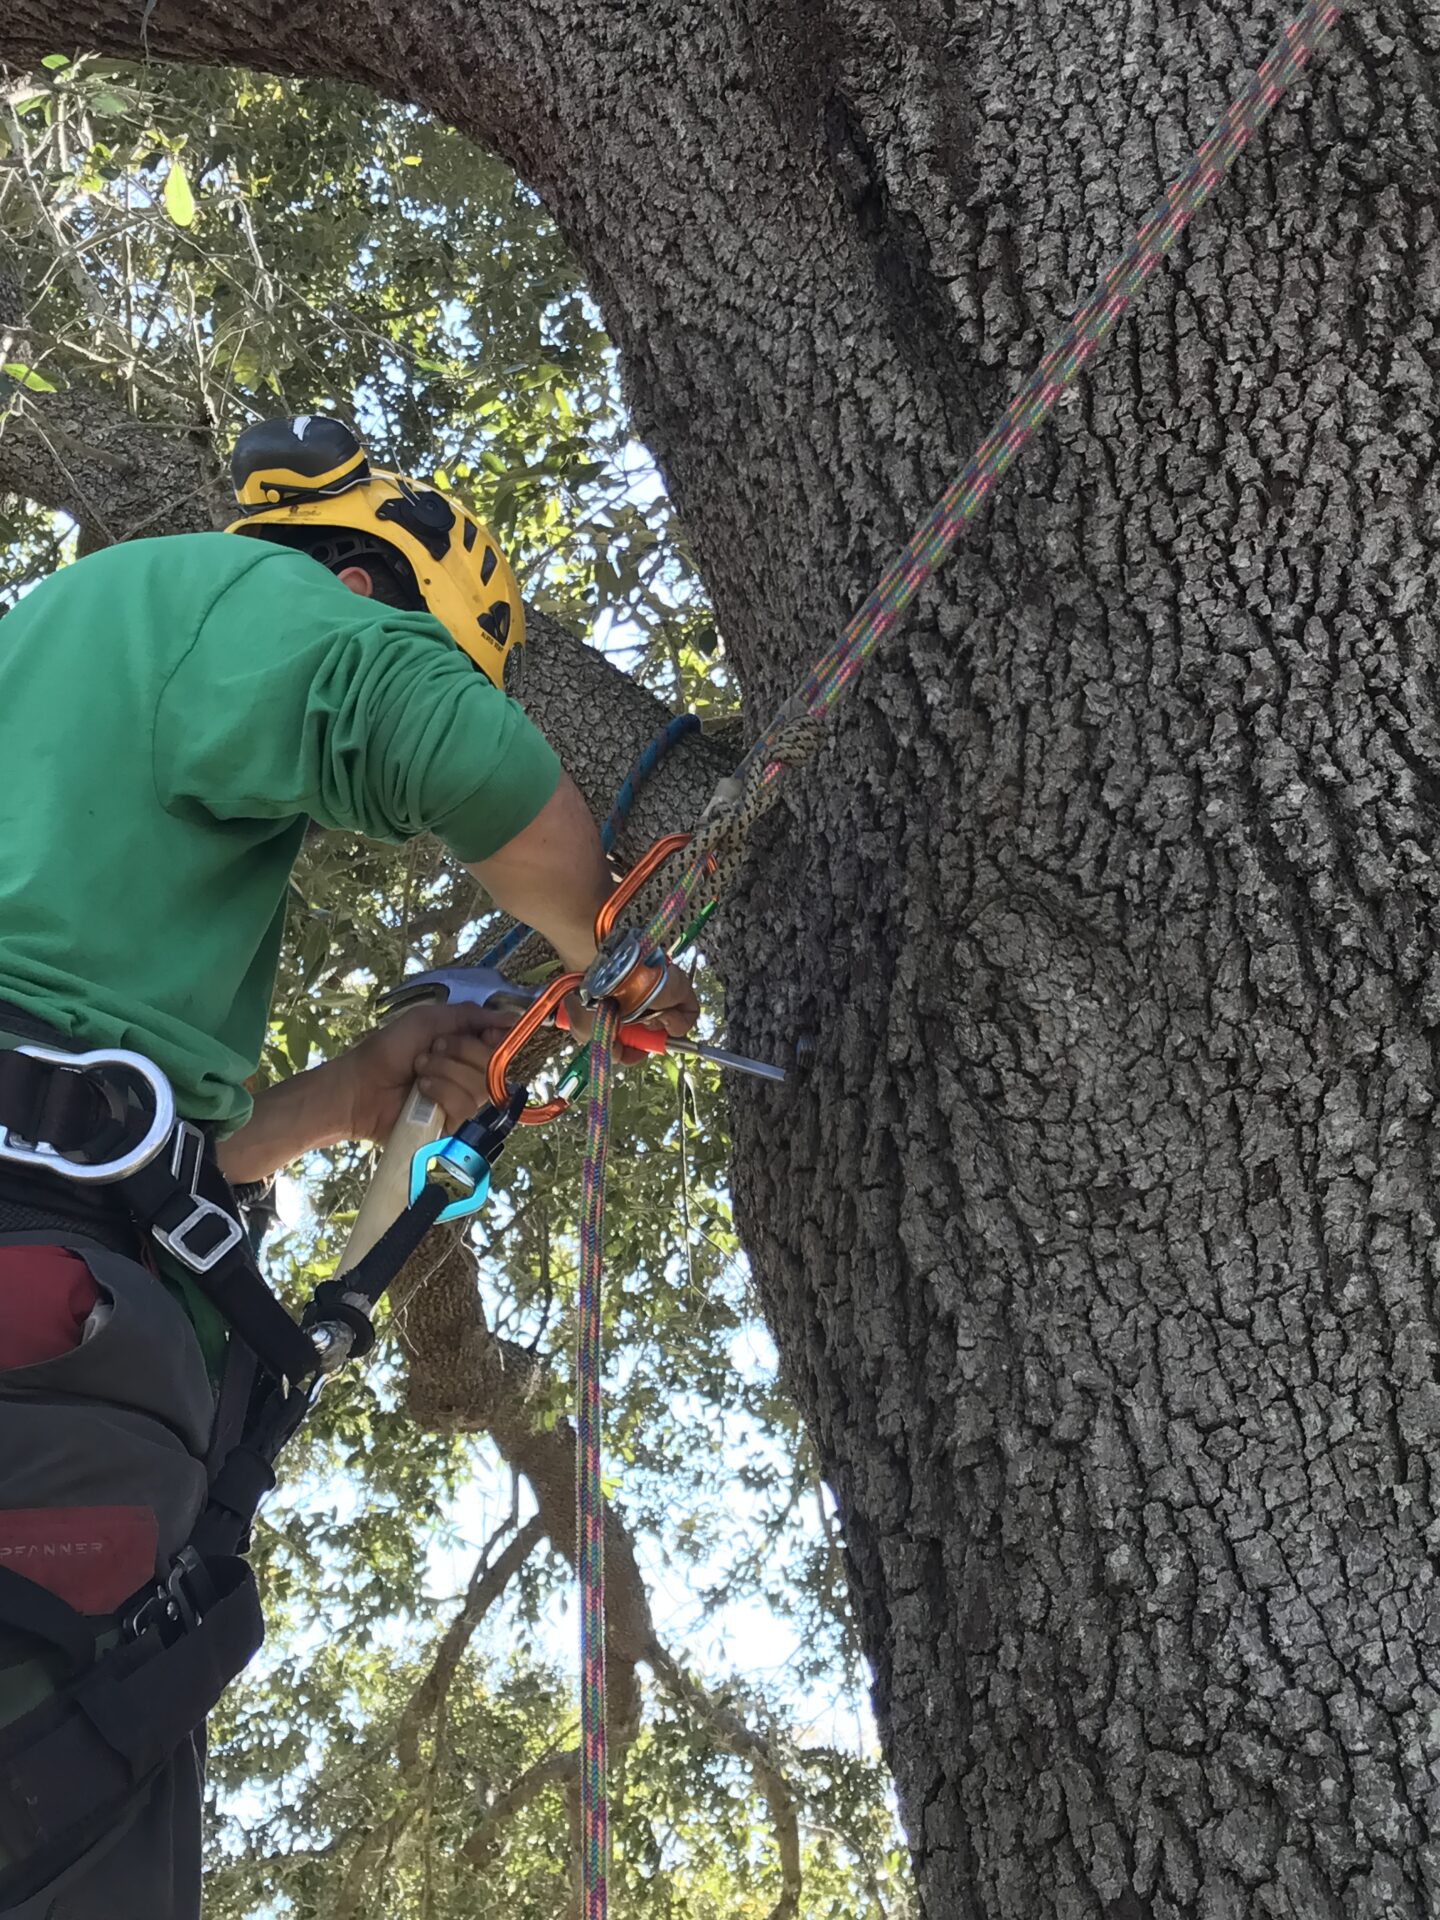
top-left (0, 413), bottom-right (698, 1920)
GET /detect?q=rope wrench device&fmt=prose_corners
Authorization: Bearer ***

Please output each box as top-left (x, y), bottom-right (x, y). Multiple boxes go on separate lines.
top-left (388, 964), bottom-right (784, 1218)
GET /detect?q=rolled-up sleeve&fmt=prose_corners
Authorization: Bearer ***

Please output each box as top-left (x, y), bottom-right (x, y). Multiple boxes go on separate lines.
top-left (153, 545), bottom-right (560, 854)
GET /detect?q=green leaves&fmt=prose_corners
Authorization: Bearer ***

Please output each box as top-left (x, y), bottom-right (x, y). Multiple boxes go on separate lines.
top-left (1, 363), bottom-right (58, 393)
top-left (162, 156), bottom-right (196, 226)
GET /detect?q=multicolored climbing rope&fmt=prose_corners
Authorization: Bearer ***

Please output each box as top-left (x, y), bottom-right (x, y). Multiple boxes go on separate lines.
top-left (578, 1000), bottom-right (621, 1918)
top-left (635, 0), bottom-right (1343, 964)
top-left (574, 3), bottom-right (1342, 1913)
top-left (792, 0), bottom-right (1341, 723)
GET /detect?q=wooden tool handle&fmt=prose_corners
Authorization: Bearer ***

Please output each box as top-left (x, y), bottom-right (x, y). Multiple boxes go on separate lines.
top-left (337, 1082), bottom-right (445, 1273)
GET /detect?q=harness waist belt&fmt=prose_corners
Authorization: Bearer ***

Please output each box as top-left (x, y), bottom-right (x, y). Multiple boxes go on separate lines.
top-left (0, 1015), bottom-right (316, 1384)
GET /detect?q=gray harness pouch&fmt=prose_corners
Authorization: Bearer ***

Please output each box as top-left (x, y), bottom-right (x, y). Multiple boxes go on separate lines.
top-left (0, 1236), bottom-right (214, 1594)
top-left (0, 1235), bottom-right (216, 1916)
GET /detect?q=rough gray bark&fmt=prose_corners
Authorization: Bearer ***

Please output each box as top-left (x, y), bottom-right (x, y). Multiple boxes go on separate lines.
top-left (4, 3), bottom-right (1439, 1915)
top-left (0, 249), bottom-right (226, 543)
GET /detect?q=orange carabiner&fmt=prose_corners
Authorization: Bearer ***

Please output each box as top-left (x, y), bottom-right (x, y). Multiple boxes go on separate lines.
top-left (487, 831), bottom-right (708, 1126)
top-left (485, 971), bottom-right (582, 1121)
top-left (594, 832), bottom-right (694, 942)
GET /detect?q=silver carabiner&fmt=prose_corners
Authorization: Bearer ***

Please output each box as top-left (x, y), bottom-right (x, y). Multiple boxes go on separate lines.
top-left (0, 1044), bottom-right (176, 1184)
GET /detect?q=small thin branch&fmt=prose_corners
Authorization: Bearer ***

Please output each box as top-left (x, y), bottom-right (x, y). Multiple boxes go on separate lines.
top-left (1, 102), bottom-right (107, 328)
top-left (252, 1509), bottom-right (329, 1582)
top-left (814, 1474), bottom-right (866, 1671)
top-left (647, 1640), bottom-right (802, 1920)
top-left (394, 1513), bottom-right (544, 1771)
top-left (1, 103), bottom-right (187, 419)
top-left (459, 1748), bottom-right (581, 1869)
top-left (804, 1819), bottom-right (893, 1918)
top-left (331, 1803), bottom-right (416, 1920)
top-left (524, 1204), bottom-right (555, 1353)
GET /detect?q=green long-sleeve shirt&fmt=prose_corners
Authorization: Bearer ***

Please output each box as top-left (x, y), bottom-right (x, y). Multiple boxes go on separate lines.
top-left (0, 532), bottom-right (559, 1130)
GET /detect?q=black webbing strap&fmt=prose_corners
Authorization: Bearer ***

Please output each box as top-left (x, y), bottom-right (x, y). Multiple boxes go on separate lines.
top-left (0, 1567), bottom-right (96, 1674)
top-left (301, 1176), bottom-right (449, 1363)
top-left (0, 1556), bottom-right (262, 1901)
top-left (0, 1049), bottom-right (121, 1160)
top-left (193, 1445), bottom-right (279, 1558)
top-left (116, 1147), bottom-right (318, 1384)
top-left (342, 1174), bottom-right (450, 1308)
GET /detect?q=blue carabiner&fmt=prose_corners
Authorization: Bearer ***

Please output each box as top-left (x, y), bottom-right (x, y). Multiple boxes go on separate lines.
top-left (408, 1134), bottom-right (495, 1222)
top-left (407, 1086), bottom-right (528, 1224)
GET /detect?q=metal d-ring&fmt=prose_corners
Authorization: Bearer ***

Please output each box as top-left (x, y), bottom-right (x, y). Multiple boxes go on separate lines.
top-left (0, 1045), bottom-right (176, 1183)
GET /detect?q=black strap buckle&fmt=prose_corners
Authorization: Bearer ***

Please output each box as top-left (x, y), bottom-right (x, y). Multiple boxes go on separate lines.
top-left (123, 1547), bottom-right (214, 1644)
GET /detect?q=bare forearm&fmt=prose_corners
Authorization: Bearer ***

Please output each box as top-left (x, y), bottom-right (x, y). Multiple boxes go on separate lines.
top-left (217, 1062), bottom-right (351, 1186)
top-left (219, 1003), bottom-right (519, 1185)
top-left (465, 771), bottom-right (614, 972)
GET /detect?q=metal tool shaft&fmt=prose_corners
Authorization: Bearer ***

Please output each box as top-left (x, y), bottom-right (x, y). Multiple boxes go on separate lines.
top-left (381, 966), bottom-right (787, 1084)
top-left (669, 1038), bottom-right (786, 1083)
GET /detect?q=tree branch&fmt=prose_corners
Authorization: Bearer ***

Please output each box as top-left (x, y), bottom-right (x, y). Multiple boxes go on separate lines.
top-left (0, 382), bottom-right (224, 542)
top-left (647, 1640), bottom-right (803, 1920)
top-left (0, 251), bottom-right (727, 836)
top-left (310, 1513), bottom-right (546, 1920)
top-left (459, 1748), bottom-right (581, 1870)
top-left (331, 1801), bottom-right (414, 1920)
top-left (395, 1239), bottom-right (655, 1744)
top-left (394, 1513), bottom-right (545, 1772)
top-left (0, 238), bottom-right (224, 540)
top-left (392, 1243), bottom-right (808, 1911)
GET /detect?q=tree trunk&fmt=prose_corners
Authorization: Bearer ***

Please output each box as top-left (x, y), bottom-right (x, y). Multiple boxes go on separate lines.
top-left (5, 3), bottom-right (1439, 1912)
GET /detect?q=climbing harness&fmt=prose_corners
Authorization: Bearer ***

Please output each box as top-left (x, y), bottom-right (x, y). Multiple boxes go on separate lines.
top-left (549, 4), bottom-right (1345, 1912)
top-left (0, 1017), bottom-right (526, 1907)
top-left (0, 1032), bottom-right (315, 1386)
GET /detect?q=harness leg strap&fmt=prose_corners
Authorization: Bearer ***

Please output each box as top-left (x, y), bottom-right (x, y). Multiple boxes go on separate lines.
top-left (0, 1556), bottom-right (262, 1903)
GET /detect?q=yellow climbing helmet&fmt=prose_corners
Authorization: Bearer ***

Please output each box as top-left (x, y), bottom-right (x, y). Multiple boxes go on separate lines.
top-left (226, 415), bottom-right (524, 687)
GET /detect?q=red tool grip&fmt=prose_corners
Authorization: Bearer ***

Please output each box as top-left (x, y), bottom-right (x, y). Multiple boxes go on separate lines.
top-left (553, 1003), bottom-right (667, 1054)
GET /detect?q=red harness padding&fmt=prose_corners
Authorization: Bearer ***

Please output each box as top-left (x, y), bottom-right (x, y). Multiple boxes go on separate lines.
top-left (0, 1246), bottom-right (158, 1613)
top-left (0, 1244), bottom-right (99, 1369)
